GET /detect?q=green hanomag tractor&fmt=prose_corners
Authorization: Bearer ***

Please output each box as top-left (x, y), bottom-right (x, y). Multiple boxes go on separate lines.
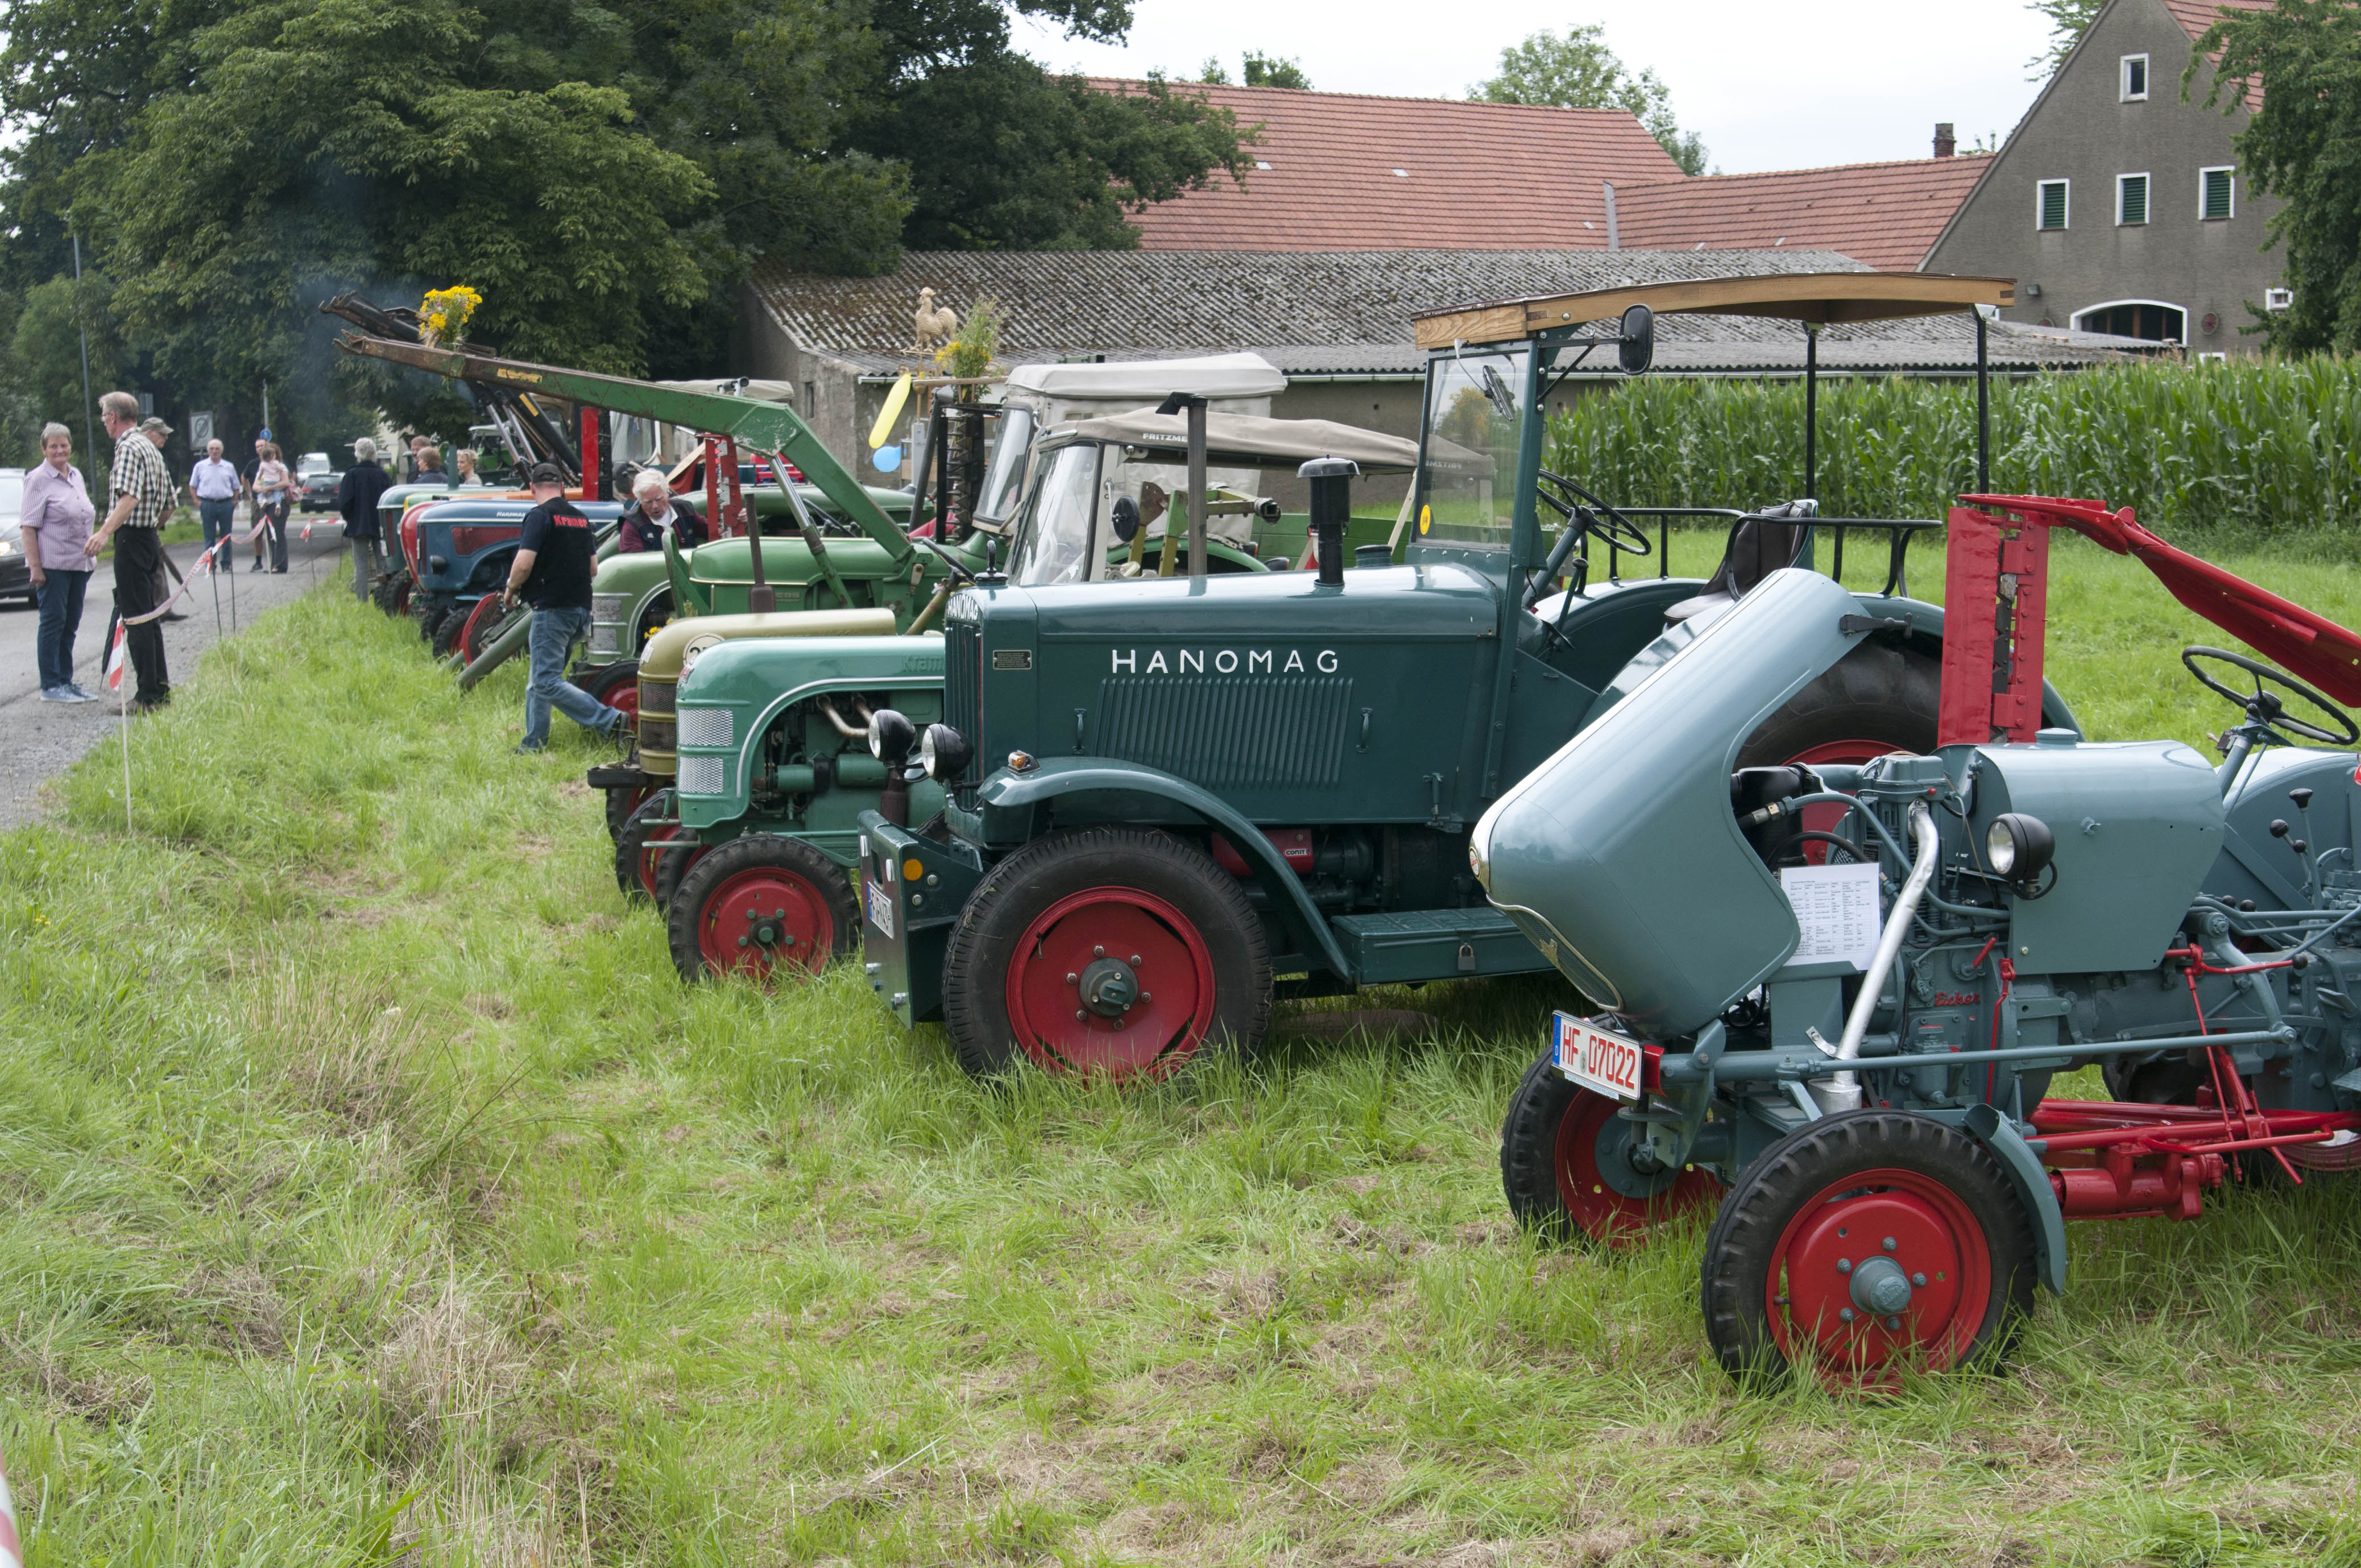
top-left (821, 271), bottom-right (2082, 1081)
top-left (644, 410), bottom-right (1423, 978)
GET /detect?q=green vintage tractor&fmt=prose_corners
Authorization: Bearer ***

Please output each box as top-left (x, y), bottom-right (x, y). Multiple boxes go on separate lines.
top-left (824, 271), bottom-right (2085, 1081)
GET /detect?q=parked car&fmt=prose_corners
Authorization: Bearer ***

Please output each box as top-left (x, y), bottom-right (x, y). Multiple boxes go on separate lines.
top-left (297, 453), bottom-right (342, 512)
top-left (0, 467), bottom-right (30, 605)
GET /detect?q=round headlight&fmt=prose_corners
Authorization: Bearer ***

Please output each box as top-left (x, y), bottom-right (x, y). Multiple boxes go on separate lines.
top-left (919, 723), bottom-right (972, 781)
top-left (868, 707), bottom-right (916, 764)
top-left (1986, 812), bottom-right (2055, 882)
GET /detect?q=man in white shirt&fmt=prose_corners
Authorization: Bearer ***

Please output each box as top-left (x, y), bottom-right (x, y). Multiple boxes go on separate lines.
top-left (188, 438), bottom-right (243, 556)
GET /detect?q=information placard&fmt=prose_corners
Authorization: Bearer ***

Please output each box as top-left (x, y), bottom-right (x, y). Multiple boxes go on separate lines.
top-left (1779, 862), bottom-right (1882, 970)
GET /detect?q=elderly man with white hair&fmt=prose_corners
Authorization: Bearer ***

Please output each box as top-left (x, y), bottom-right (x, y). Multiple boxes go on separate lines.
top-left (615, 469), bottom-right (707, 555)
top-left (334, 437), bottom-right (394, 602)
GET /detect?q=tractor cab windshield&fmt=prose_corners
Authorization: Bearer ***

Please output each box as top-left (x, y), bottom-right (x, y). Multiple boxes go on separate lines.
top-left (1415, 347), bottom-right (1529, 553)
top-left (972, 406), bottom-right (1036, 532)
top-left (1005, 439), bottom-right (1103, 586)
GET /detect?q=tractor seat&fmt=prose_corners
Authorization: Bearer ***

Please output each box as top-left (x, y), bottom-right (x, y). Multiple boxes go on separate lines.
top-left (1662, 501), bottom-right (1815, 625)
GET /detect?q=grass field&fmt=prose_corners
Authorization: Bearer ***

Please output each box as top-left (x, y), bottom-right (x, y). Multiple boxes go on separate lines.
top-left (7, 539), bottom-right (2361, 1565)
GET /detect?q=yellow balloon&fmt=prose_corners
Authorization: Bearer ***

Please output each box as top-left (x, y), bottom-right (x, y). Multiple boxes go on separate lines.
top-left (868, 372), bottom-right (913, 450)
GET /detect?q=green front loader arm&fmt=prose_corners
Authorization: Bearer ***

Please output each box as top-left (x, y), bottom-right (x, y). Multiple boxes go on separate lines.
top-left (334, 333), bottom-right (912, 569)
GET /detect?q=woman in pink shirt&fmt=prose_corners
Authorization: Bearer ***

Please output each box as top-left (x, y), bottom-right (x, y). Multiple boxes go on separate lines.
top-left (21, 422), bottom-right (99, 703)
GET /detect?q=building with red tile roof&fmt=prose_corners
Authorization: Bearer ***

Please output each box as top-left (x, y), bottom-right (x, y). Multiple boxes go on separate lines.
top-left (1608, 155), bottom-right (1992, 273)
top-left (1084, 79), bottom-right (1685, 252)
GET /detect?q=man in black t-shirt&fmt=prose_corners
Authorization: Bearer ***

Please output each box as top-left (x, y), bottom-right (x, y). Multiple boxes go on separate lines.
top-left (504, 463), bottom-right (627, 753)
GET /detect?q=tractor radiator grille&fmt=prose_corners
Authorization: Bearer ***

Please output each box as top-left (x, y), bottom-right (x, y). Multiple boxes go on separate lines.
top-left (945, 623), bottom-right (984, 786)
top-left (638, 717), bottom-right (677, 754)
top-left (677, 754), bottom-right (729, 798)
top-left (676, 707), bottom-right (734, 749)
top-left (1095, 676), bottom-right (1355, 789)
top-left (637, 679), bottom-right (677, 716)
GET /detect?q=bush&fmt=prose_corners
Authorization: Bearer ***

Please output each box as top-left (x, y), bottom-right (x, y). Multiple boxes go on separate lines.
top-left (1546, 356), bottom-right (2361, 546)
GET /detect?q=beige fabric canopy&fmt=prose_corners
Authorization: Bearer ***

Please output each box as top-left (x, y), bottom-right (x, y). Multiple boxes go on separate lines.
top-left (1057, 410), bottom-right (1422, 474)
top-left (1414, 271), bottom-right (2016, 350)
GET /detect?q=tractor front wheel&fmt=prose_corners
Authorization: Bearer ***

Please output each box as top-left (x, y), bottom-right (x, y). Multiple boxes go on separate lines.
top-left (372, 567), bottom-right (413, 617)
top-left (457, 593), bottom-right (523, 667)
top-left (615, 789), bottom-right (698, 908)
top-left (666, 835), bottom-right (858, 983)
top-left (1700, 1110), bottom-right (2035, 1391)
top-left (1501, 1050), bottom-right (1721, 1244)
top-left (941, 828), bottom-right (1271, 1082)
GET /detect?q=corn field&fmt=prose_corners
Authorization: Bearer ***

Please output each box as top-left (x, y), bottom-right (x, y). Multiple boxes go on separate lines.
top-left (1545, 358), bottom-right (2361, 545)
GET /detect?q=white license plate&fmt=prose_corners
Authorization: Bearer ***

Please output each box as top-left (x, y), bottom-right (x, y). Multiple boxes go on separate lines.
top-left (864, 876), bottom-right (896, 939)
top-left (1552, 1011), bottom-right (1646, 1102)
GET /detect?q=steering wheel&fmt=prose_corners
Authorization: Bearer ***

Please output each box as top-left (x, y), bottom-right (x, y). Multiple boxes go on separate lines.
top-left (2183, 645), bottom-right (2359, 745)
top-left (1536, 470), bottom-right (1651, 556)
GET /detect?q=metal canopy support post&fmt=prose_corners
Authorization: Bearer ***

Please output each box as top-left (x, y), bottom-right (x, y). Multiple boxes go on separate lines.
top-left (1976, 309), bottom-right (1991, 494)
top-left (1803, 324), bottom-right (1819, 504)
top-left (1187, 397), bottom-right (1209, 578)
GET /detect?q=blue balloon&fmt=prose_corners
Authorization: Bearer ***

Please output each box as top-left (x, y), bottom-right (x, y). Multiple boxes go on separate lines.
top-left (873, 445), bottom-right (902, 472)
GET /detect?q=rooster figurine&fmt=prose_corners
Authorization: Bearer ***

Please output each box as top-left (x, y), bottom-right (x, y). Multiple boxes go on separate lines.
top-left (913, 288), bottom-right (959, 353)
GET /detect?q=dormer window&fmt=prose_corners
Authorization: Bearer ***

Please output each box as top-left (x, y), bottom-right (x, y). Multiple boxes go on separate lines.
top-left (2122, 54), bottom-right (2149, 101)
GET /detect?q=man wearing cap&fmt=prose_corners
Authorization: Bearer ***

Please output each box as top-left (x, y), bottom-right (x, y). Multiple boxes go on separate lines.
top-left (82, 392), bottom-right (176, 710)
top-left (139, 417), bottom-right (187, 620)
top-left (336, 438), bottom-right (393, 602)
top-left (502, 462), bottom-right (627, 753)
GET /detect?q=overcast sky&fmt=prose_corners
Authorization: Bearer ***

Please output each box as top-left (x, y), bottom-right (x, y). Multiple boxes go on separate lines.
top-left (1014, 1), bottom-right (2061, 175)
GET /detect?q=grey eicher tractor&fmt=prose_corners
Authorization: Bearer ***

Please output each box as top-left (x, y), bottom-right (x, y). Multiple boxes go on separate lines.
top-left (1474, 493), bottom-right (2361, 1389)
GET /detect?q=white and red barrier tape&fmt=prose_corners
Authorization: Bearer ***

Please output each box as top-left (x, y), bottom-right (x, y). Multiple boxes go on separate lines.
top-left (119, 510), bottom-right (280, 627)
top-left (0, 1442), bottom-right (23, 1566)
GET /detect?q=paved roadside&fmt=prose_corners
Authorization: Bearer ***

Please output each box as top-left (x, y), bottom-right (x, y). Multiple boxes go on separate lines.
top-left (0, 523), bottom-right (354, 829)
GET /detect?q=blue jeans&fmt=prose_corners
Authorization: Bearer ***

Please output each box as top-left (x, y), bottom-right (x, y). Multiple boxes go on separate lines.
top-left (199, 497), bottom-right (238, 554)
top-left (35, 569), bottom-right (92, 691)
top-left (523, 604), bottom-right (620, 749)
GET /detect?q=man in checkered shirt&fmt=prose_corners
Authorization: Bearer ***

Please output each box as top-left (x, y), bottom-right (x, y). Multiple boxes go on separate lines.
top-left (82, 389), bottom-right (175, 710)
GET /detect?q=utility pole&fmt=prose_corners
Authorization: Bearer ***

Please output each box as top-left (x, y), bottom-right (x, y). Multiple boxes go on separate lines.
top-left (71, 230), bottom-right (98, 500)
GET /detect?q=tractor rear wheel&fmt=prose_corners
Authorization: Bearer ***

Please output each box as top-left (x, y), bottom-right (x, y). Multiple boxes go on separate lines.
top-left (1700, 1110), bottom-right (2036, 1391)
top-left (941, 827), bottom-right (1271, 1082)
top-left (1501, 1049), bottom-right (1721, 1244)
top-left (666, 835), bottom-right (858, 983)
top-left (1736, 638), bottom-right (1940, 770)
top-left (615, 789), bottom-right (697, 907)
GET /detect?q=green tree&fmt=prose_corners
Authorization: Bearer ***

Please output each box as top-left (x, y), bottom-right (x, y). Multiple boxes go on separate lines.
top-left (2027, 0), bottom-right (2105, 78)
top-left (1472, 25), bottom-right (1708, 175)
top-left (1243, 52), bottom-right (1311, 90)
top-left (2198, 0), bottom-right (2361, 352)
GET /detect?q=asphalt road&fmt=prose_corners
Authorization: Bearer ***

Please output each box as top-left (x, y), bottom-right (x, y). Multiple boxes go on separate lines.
top-left (0, 515), bottom-right (354, 829)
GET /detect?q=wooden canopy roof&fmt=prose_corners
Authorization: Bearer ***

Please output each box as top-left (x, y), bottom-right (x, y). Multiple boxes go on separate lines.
top-left (1411, 271), bottom-right (2015, 350)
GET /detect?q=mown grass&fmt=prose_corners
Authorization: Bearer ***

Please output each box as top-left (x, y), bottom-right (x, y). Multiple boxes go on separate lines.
top-left (5, 555), bottom-right (2361, 1565)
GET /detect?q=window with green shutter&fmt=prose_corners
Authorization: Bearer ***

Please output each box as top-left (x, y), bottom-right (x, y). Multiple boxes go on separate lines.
top-left (2118, 173), bottom-right (2149, 225)
top-left (2039, 180), bottom-right (2069, 230)
top-left (2202, 167), bottom-right (2234, 220)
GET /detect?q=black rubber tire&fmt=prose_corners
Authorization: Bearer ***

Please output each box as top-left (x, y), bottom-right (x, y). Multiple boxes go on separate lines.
top-left (371, 567), bottom-right (413, 616)
top-left (430, 602), bottom-right (474, 659)
top-left (605, 782), bottom-right (653, 843)
top-left (1699, 1110), bottom-right (2037, 1387)
top-left (941, 827), bottom-right (1271, 1081)
top-left (664, 834), bottom-right (860, 984)
top-left (575, 659), bottom-right (639, 710)
top-left (1502, 1050), bottom-right (1590, 1244)
top-left (615, 789), bottom-right (682, 905)
top-left (1736, 638), bottom-right (1940, 768)
top-left (652, 833), bottom-right (703, 915)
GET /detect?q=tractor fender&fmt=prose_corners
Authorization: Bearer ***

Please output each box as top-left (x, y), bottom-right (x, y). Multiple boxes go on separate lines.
top-left (976, 757), bottom-right (1354, 982)
top-left (1850, 593), bottom-right (2082, 736)
top-left (1963, 1103), bottom-right (2068, 1295)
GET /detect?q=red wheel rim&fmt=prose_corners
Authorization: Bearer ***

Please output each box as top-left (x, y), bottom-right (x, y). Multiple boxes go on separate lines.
top-left (1787, 739), bottom-right (1896, 863)
top-left (638, 825), bottom-right (700, 902)
top-left (694, 864), bottom-right (834, 979)
top-left (1004, 886), bottom-right (1217, 1078)
top-left (606, 679), bottom-right (641, 725)
top-left (1553, 1089), bottom-right (1720, 1243)
top-left (1766, 1166), bottom-right (1992, 1389)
